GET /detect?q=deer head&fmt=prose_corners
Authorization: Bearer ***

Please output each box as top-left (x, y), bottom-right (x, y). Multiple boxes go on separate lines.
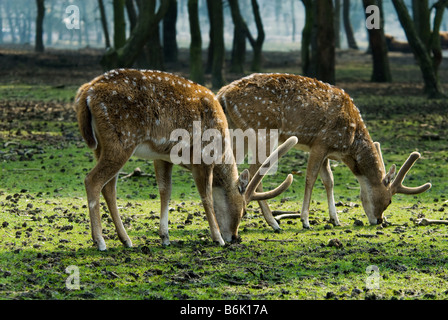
top-left (359, 142), bottom-right (432, 225)
top-left (211, 136), bottom-right (297, 242)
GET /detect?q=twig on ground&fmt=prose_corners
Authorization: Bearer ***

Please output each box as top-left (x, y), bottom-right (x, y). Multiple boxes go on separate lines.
top-left (415, 218), bottom-right (448, 226)
top-left (258, 238), bottom-right (300, 242)
top-left (119, 167), bottom-right (151, 179)
top-left (274, 213), bottom-right (301, 221)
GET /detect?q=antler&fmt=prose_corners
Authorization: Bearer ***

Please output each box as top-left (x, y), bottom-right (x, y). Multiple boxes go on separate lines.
top-left (391, 152), bottom-right (432, 195)
top-left (245, 136), bottom-right (298, 202)
top-left (373, 142), bottom-right (386, 172)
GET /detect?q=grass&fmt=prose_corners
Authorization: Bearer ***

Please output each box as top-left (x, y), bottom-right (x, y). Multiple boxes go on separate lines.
top-left (1, 63), bottom-right (448, 302)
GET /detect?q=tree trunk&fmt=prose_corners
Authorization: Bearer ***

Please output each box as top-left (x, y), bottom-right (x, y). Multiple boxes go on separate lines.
top-left (392, 0), bottom-right (444, 98)
top-left (44, 0), bottom-right (53, 46)
top-left (5, 1), bottom-right (16, 43)
top-left (143, 0), bottom-right (164, 70)
top-left (334, 0), bottom-right (341, 49)
top-left (229, 0), bottom-right (247, 74)
top-left (35, 0), bottom-right (45, 52)
top-left (301, 0), bottom-right (313, 76)
top-left (343, 0), bottom-right (358, 49)
top-left (363, 0), bottom-right (391, 82)
top-left (207, 0), bottom-right (225, 89)
top-left (98, 0), bottom-right (111, 48)
top-left (163, 0), bottom-right (178, 63)
top-left (247, 0), bottom-right (265, 72)
top-left (188, 0), bottom-right (204, 84)
top-left (412, 0), bottom-right (430, 47)
top-left (430, 0), bottom-right (448, 75)
top-left (100, 0), bottom-right (170, 69)
top-left (205, 0), bottom-right (213, 74)
top-left (125, 0), bottom-right (138, 32)
top-left (113, 0), bottom-right (126, 49)
top-left (313, 0), bottom-right (335, 84)
top-left (0, 8), bottom-right (3, 44)
top-left (291, 0), bottom-right (297, 42)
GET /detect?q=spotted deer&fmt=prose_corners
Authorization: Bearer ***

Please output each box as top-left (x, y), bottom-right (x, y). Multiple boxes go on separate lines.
top-left (75, 69), bottom-right (297, 251)
top-left (217, 73), bottom-right (432, 229)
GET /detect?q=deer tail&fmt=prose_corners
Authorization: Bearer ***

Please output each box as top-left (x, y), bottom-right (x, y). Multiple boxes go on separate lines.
top-left (75, 86), bottom-right (98, 150)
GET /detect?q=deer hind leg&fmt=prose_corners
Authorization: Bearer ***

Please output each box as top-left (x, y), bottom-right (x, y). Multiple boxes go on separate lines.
top-left (85, 148), bottom-right (133, 251)
top-left (249, 163), bottom-right (282, 232)
top-left (102, 175), bottom-right (133, 247)
top-left (301, 146), bottom-right (327, 229)
top-left (154, 160), bottom-right (173, 246)
top-left (191, 164), bottom-right (225, 246)
top-left (319, 158), bottom-right (340, 226)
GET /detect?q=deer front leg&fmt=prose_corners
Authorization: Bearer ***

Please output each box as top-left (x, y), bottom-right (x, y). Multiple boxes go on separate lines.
top-left (192, 164), bottom-right (225, 246)
top-left (319, 158), bottom-right (340, 226)
top-left (301, 147), bottom-right (327, 229)
top-left (154, 160), bottom-right (173, 246)
top-left (102, 175), bottom-right (133, 248)
top-left (249, 163), bottom-right (282, 232)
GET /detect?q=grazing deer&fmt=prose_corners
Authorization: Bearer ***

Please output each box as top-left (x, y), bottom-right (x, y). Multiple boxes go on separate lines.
top-left (217, 73), bottom-right (432, 229)
top-left (75, 69), bottom-right (297, 251)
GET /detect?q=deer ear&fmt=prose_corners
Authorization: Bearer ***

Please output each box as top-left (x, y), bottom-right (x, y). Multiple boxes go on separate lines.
top-left (238, 169), bottom-right (250, 194)
top-left (383, 164), bottom-right (396, 187)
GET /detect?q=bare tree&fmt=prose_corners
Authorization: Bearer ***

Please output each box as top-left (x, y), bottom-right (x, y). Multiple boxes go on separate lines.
top-left (301, 0), bottom-right (313, 75)
top-left (35, 0), bottom-right (45, 52)
top-left (113, 0), bottom-right (126, 49)
top-left (246, 0), bottom-right (265, 72)
top-left (312, 0), bottom-right (336, 84)
top-left (363, 0), bottom-right (391, 82)
top-left (163, 0), bottom-right (178, 63)
top-left (207, 0), bottom-right (225, 89)
top-left (188, 0), bottom-right (204, 83)
top-left (343, 0), bottom-right (358, 49)
top-left (98, 0), bottom-right (111, 48)
top-left (229, 0), bottom-right (247, 74)
top-left (391, 0), bottom-right (446, 98)
top-left (100, 0), bottom-right (170, 69)
top-left (334, 0), bottom-right (341, 49)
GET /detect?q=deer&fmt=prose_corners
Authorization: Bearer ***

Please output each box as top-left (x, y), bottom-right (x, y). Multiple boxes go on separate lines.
top-left (217, 73), bottom-right (432, 230)
top-left (74, 69), bottom-right (297, 251)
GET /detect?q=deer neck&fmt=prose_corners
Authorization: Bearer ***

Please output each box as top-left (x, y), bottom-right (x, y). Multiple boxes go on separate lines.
top-left (212, 147), bottom-right (240, 191)
top-left (345, 133), bottom-right (385, 187)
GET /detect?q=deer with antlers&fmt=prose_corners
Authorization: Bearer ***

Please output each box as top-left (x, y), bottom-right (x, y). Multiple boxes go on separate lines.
top-left (217, 73), bottom-right (432, 229)
top-left (75, 69), bottom-right (297, 250)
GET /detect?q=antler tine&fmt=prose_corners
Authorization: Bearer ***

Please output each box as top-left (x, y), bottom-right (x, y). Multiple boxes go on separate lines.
top-left (391, 152), bottom-right (432, 195)
top-left (251, 174), bottom-right (293, 201)
top-left (245, 136), bottom-right (298, 202)
top-left (373, 142), bottom-right (386, 172)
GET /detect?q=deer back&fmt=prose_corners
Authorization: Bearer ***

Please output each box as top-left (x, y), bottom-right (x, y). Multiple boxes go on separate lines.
top-left (75, 69), bottom-right (229, 159)
top-left (218, 73), bottom-right (372, 154)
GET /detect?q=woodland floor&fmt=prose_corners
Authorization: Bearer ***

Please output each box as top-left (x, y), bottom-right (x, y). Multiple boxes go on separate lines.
top-left (0, 45), bottom-right (448, 304)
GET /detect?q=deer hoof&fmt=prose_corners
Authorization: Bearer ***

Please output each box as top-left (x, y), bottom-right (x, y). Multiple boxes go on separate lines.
top-left (302, 221), bottom-right (311, 229)
top-left (330, 218), bottom-right (341, 226)
top-left (96, 238), bottom-right (107, 251)
top-left (123, 239), bottom-right (133, 248)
